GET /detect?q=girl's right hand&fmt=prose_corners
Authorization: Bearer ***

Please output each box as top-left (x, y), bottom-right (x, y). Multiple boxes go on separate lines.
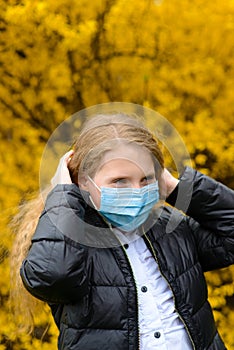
top-left (51, 150), bottom-right (74, 188)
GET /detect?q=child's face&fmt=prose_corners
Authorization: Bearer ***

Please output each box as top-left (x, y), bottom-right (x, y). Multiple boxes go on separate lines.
top-left (80, 143), bottom-right (156, 209)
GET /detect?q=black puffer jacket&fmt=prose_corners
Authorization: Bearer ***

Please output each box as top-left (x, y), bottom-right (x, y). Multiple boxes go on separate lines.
top-left (20, 167), bottom-right (234, 350)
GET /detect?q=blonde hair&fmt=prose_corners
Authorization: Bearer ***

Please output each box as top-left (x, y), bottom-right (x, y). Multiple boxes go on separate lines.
top-left (69, 113), bottom-right (164, 181)
top-left (10, 112), bottom-right (164, 333)
top-left (10, 188), bottom-right (51, 334)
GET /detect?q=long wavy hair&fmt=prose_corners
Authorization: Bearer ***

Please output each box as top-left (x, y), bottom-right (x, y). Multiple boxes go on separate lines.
top-left (10, 112), bottom-right (164, 333)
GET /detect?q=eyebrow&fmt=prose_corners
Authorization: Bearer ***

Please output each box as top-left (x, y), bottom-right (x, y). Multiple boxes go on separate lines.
top-left (141, 173), bottom-right (156, 180)
top-left (108, 172), bottom-right (156, 181)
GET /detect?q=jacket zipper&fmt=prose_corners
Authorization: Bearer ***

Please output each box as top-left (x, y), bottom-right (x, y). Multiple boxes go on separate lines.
top-left (122, 244), bottom-right (141, 350)
top-left (143, 232), bottom-right (196, 350)
top-left (105, 221), bottom-right (141, 350)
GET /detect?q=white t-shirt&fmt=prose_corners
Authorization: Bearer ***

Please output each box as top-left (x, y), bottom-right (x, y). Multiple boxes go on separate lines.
top-left (114, 229), bottom-right (194, 350)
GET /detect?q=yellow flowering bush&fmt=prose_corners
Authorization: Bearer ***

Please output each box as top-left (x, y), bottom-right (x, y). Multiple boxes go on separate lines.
top-left (0, 0), bottom-right (233, 348)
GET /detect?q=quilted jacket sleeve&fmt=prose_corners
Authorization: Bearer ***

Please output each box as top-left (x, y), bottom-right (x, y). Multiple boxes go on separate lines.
top-left (167, 167), bottom-right (234, 234)
top-left (167, 167), bottom-right (234, 271)
top-left (20, 184), bottom-right (89, 304)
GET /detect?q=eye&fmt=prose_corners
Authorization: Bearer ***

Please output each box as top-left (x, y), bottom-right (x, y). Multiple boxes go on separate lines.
top-left (113, 178), bottom-right (127, 184)
top-left (112, 178), bottom-right (129, 187)
top-left (142, 175), bottom-right (155, 184)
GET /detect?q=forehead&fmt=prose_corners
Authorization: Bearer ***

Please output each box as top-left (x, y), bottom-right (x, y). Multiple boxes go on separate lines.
top-left (97, 143), bottom-right (154, 174)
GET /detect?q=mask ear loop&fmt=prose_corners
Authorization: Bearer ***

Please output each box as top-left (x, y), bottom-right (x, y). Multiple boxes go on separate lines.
top-left (88, 176), bottom-right (101, 192)
top-left (87, 176), bottom-right (101, 210)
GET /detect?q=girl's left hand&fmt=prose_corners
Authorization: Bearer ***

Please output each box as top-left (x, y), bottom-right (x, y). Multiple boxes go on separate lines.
top-left (159, 168), bottom-right (179, 199)
top-left (51, 150), bottom-right (74, 188)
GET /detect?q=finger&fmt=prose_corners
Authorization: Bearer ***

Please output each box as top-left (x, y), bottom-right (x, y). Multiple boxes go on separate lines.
top-left (64, 150), bottom-right (74, 164)
top-left (58, 150), bottom-right (74, 167)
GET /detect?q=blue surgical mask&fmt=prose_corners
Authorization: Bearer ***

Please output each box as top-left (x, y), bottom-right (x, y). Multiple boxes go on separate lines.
top-left (88, 177), bottom-right (160, 232)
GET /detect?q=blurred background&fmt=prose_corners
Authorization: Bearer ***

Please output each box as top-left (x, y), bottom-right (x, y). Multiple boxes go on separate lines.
top-left (0, 0), bottom-right (233, 348)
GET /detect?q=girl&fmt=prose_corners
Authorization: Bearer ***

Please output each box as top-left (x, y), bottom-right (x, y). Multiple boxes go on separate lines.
top-left (13, 113), bottom-right (234, 349)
